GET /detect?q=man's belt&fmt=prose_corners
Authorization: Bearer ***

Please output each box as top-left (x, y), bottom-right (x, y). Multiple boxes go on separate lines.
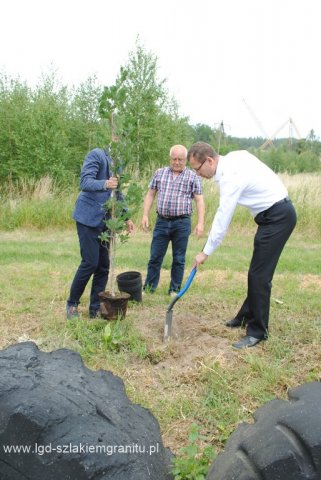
top-left (272, 196), bottom-right (290, 207)
top-left (157, 213), bottom-right (191, 220)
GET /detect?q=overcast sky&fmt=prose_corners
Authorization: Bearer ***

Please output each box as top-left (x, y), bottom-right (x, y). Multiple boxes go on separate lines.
top-left (1, 0), bottom-right (320, 139)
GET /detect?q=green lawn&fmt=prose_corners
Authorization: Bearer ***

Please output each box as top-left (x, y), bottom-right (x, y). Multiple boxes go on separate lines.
top-left (0, 226), bottom-right (320, 475)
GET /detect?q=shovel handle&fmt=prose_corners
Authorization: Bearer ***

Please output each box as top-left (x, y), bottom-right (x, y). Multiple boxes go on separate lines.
top-left (166, 267), bottom-right (197, 312)
top-left (177, 267), bottom-right (197, 298)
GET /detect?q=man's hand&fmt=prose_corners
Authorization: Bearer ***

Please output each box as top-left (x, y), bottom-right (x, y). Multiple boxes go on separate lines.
top-left (141, 215), bottom-right (149, 231)
top-left (105, 176), bottom-right (118, 190)
top-left (125, 220), bottom-right (134, 233)
top-left (193, 252), bottom-right (208, 268)
top-left (194, 223), bottom-right (204, 238)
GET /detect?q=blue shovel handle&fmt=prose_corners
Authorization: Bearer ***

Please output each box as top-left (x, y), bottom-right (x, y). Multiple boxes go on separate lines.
top-left (166, 267), bottom-right (197, 312)
top-left (177, 267), bottom-right (197, 298)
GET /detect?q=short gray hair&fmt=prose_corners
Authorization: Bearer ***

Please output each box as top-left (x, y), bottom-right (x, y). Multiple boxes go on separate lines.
top-left (169, 145), bottom-right (188, 158)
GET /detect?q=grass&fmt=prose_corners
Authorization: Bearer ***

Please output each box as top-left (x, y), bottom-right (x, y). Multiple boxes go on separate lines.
top-left (0, 225), bottom-right (320, 476)
top-left (0, 171), bottom-right (321, 477)
top-left (1, 171), bottom-right (321, 233)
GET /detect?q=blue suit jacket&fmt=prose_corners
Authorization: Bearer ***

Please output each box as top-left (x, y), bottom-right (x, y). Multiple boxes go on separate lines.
top-left (73, 148), bottom-right (114, 228)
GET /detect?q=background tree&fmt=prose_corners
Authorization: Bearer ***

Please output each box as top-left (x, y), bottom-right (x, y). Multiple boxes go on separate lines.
top-left (99, 40), bottom-right (192, 172)
top-left (305, 129), bottom-right (321, 155)
top-left (191, 123), bottom-right (215, 143)
top-left (68, 76), bottom-right (110, 171)
top-left (0, 75), bottom-right (32, 181)
top-left (0, 48), bottom-right (320, 188)
top-left (0, 71), bottom-right (110, 186)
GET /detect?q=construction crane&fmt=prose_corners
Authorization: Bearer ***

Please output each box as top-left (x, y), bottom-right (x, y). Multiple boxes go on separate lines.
top-left (260, 119), bottom-right (289, 149)
top-left (288, 117), bottom-right (302, 145)
top-left (242, 98), bottom-right (271, 141)
top-left (260, 118), bottom-right (302, 149)
top-left (242, 99), bottom-right (302, 149)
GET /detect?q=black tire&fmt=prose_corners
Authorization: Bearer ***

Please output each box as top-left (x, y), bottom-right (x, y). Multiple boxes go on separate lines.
top-left (207, 382), bottom-right (321, 480)
top-left (0, 342), bottom-right (173, 480)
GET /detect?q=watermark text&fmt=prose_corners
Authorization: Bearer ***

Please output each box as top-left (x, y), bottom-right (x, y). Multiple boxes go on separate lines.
top-left (2, 442), bottom-right (160, 456)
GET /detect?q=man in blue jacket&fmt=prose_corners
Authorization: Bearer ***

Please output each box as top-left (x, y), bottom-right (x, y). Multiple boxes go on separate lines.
top-left (66, 148), bottom-right (134, 319)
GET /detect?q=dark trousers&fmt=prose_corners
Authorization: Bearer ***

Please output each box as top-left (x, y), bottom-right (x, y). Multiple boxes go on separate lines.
top-left (236, 199), bottom-right (297, 339)
top-left (67, 222), bottom-right (109, 312)
top-left (144, 216), bottom-right (191, 293)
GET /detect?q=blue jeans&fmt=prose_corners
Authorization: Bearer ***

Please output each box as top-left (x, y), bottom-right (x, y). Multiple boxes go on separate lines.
top-left (144, 216), bottom-right (191, 293)
top-left (67, 222), bottom-right (109, 312)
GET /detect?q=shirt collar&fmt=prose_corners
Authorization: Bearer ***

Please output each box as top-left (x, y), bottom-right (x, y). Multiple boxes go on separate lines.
top-left (214, 156), bottom-right (223, 182)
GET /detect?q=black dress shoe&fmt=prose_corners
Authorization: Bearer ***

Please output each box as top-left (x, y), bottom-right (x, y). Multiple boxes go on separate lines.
top-left (232, 335), bottom-right (264, 349)
top-left (225, 317), bottom-right (245, 328)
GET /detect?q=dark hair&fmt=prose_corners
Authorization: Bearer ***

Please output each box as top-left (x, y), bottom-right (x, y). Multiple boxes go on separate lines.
top-left (187, 142), bottom-right (217, 164)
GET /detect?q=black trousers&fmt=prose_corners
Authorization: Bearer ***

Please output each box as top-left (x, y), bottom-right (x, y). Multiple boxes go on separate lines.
top-left (67, 223), bottom-right (109, 312)
top-left (236, 199), bottom-right (297, 339)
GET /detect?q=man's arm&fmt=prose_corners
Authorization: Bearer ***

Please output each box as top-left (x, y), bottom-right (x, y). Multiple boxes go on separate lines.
top-left (141, 188), bottom-right (157, 231)
top-left (193, 193), bottom-right (205, 238)
top-left (194, 180), bottom-right (242, 267)
top-left (80, 149), bottom-right (107, 191)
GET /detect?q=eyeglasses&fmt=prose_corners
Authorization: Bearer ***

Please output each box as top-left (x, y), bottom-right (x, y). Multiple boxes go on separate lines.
top-left (192, 158), bottom-right (207, 172)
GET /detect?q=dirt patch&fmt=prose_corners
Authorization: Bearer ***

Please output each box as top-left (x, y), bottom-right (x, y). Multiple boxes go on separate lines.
top-left (154, 333), bottom-right (233, 372)
top-left (129, 305), bottom-right (240, 453)
top-left (299, 274), bottom-right (321, 289)
top-left (133, 308), bottom-right (237, 373)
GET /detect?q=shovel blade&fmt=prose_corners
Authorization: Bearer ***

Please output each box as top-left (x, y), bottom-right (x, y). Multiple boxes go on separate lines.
top-left (163, 309), bottom-right (173, 342)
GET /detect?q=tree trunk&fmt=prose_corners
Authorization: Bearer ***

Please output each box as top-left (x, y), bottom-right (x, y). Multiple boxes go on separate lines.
top-left (108, 233), bottom-right (116, 296)
top-left (109, 190), bottom-right (116, 296)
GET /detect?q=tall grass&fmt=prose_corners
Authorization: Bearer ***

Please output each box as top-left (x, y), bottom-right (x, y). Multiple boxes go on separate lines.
top-left (0, 176), bottom-right (77, 230)
top-left (0, 172), bottom-right (320, 234)
top-left (281, 172), bottom-right (321, 233)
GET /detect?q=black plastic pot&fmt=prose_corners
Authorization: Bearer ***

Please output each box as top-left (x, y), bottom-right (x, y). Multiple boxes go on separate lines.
top-left (116, 271), bottom-right (143, 302)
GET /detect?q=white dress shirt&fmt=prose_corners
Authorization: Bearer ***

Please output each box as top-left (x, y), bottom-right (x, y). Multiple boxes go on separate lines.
top-left (203, 150), bottom-right (288, 256)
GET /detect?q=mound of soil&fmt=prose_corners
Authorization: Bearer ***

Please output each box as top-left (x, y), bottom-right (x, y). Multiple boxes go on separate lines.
top-left (135, 308), bottom-right (237, 372)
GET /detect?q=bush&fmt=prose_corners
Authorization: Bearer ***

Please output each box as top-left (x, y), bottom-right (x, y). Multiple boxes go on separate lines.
top-left (258, 148), bottom-right (320, 173)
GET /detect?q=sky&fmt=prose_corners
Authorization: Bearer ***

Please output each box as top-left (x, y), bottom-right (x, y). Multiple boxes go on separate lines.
top-left (1, 0), bottom-right (320, 139)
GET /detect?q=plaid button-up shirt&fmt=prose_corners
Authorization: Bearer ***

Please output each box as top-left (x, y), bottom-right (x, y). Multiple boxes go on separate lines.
top-left (149, 167), bottom-right (202, 217)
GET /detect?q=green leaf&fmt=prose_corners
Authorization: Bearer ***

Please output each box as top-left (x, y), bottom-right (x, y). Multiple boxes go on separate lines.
top-left (103, 324), bottom-right (112, 341)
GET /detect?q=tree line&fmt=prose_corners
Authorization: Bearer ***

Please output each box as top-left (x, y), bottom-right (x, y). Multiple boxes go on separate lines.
top-left (1, 41), bottom-right (320, 187)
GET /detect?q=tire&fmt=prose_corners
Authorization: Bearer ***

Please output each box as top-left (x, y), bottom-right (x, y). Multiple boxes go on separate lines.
top-left (0, 342), bottom-right (173, 480)
top-left (207, 382), bottom-right (321, 480)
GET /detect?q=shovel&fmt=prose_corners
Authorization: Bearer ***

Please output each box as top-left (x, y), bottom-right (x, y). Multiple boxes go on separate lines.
top-left (163, 267), bottom-right (197, 342)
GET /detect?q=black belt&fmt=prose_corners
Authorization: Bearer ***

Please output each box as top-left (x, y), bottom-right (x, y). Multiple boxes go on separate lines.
top-left (272, 196), bottom-right (290, 207)
top-left (157, 213), bottom-right (191, 220)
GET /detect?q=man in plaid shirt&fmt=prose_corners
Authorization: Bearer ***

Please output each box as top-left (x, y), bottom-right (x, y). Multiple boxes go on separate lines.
top-left (142, 144), bottom-right (205, 295)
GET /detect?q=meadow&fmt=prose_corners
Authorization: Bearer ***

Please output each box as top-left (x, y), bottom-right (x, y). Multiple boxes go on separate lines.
top-left (0, 172), bottom-right (320, 477)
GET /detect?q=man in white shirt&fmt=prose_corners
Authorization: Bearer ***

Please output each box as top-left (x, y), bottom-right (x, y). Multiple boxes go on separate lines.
top-left (188, 142), bottom-right (297, 349)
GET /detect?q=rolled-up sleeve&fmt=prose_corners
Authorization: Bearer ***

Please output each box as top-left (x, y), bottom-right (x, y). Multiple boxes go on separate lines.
top-left (192, 175), bottom-right (202, 195)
